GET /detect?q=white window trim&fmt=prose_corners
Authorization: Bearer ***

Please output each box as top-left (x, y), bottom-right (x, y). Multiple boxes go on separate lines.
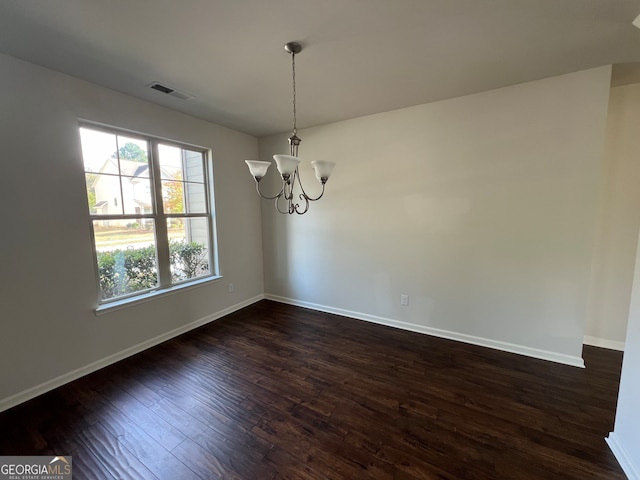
top-left (94, 275), bottom-right (222, 315)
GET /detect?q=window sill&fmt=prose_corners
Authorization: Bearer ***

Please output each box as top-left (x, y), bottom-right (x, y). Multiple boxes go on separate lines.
top-left (94, 275), bottom-right (222, 316)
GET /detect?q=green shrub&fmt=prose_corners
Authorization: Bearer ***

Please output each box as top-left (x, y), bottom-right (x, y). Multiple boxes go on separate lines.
top-left (97, 246), bottom-right (157, 300)
top-left (123, 245), bottom-right (157, 290)
top-left (96, 241), bottom-right (208, 300)
top-left (170, 241), bottom-right (209, 282)
top-left (96, 250), bottom-right (122, 299)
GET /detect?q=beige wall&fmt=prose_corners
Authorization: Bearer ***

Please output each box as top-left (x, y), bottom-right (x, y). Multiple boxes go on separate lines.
top-left (260, 66), bottom-right (612, 366)
top-left (586, 82), bottom-right (640, 349)
top-left (604, 84), bottom-right (640, 476)
top-left (0, 53), bottom-right (264, 409)
top-left (607, 228), bottom-right (640, 477)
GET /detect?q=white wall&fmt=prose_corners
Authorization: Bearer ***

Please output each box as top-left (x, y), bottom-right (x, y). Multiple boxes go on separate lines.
top-left (0, 53), bottom-right (264, 410)
top-left (260, 66), bottom-right (612, 366)
top-left (607, 228), bottom-right (640, 479)
top-left (586, 82), bottom-right (640, 350)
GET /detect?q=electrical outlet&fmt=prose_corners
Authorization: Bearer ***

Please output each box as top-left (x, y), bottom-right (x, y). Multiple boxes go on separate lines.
top-left (400, 294), bottom-right (409, 306)
top-left (228, 283), bottom-right (234, 292)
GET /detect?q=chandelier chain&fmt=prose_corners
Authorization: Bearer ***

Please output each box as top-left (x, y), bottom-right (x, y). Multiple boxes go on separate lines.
top-left (291, 51), bottom-right (297, 135)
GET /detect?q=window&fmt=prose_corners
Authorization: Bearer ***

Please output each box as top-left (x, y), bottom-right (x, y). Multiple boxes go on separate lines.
top-left (80, 124), bottom-right (218, 304)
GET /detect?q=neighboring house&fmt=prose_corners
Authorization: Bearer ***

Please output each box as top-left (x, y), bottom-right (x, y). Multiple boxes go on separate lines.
top-left (93, 159), bottom-right (153, 225)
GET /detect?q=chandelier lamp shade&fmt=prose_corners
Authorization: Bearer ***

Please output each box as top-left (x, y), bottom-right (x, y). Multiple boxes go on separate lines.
top-left (245, 42), bottom-right (335, 215)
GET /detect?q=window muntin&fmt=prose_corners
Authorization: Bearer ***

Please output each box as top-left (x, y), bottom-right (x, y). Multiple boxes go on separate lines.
top-left (80, 125), bottom-right (217, 303)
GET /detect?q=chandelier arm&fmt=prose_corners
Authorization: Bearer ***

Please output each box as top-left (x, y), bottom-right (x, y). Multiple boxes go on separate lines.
top-left (294, 194), bottom-right (310, 215)
top-left (282, 176), bottom-right (294, 203)
top-left (255, 180), bottom-right (284, 200)
top-left (304, 183), bottom-right (326, 202)
top-left (293, 167), bottom-right (309, 197)
top-left (275, 194), bottom-right (291, 214)
top-left (293, 167), bottom-right (326, 202)
top-left (276, 178), bottom-right (297, 214)
top-left (289, 176), bottom-right (299, 214)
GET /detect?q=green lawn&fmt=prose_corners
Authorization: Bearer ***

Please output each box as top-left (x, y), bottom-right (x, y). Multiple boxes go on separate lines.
top-left (94, 226), bottom-right (184, 249)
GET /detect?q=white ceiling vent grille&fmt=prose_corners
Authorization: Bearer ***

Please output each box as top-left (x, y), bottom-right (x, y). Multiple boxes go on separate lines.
top-left (147, 82), bottom-right (194, 100)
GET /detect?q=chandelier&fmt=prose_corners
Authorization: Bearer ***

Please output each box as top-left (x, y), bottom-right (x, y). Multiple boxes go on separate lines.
top-left (245, 42), bottom-right (335, 215)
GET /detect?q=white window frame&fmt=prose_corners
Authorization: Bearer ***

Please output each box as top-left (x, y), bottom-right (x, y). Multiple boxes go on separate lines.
top-left (80, 122), bottom-right (220, 312)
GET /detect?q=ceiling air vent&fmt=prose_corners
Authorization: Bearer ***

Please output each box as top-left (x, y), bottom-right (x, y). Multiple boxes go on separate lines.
top-left (147, 82), bottom-right (194, 100)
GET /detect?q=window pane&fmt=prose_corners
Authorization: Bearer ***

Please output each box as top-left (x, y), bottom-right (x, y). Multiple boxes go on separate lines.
top-left (158, 144), bottom-right (182, 180)
top-left (116, 136), bottom-right (149, 176)
top-left (162, 180), bottom-right (184, 213)
top-left (168, 218), bottom-right (210, 282)
top-left (157, 144), bottom-right (207, 214)
top-left (93, 219), bottom-right (158, 300)
top-left (183, 149), bottom-right (205, 183)
top-left (80, 129), bottom-right (150, 177)
top-left (80, 128), bottom-right (118, 173)
top-left (116, 159), bottom-right (150, 179)
top-left (87, 173), bottom-right (123, 215)
top-left (121, 176), bottom-right (153, 215)
top-left (161, 181), bottom-right (207, 214)
top-left (184, 182), bottom-right (207, 213)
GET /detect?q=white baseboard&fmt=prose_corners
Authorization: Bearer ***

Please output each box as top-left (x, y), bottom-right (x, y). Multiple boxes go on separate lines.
top-left (0, 295), bottom-right (264, 414)
top-left (607, 432), bottom-right (640, 480)
top-left (265, 294), bottom-right (585, 368)
top-left (583, 335), bottom-right (625, 351)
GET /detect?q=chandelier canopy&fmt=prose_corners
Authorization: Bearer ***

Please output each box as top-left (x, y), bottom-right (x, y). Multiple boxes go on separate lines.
top-left (245, 42), bottom-right (335, 215)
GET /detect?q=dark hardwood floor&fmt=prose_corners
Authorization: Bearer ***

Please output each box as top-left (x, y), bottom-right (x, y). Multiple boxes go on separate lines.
top-left (0, 300), bottom-right (625, 479)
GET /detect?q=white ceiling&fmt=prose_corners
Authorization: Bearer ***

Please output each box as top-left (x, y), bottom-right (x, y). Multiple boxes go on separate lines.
top-left (1, 0), bottom-right (640, 137)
